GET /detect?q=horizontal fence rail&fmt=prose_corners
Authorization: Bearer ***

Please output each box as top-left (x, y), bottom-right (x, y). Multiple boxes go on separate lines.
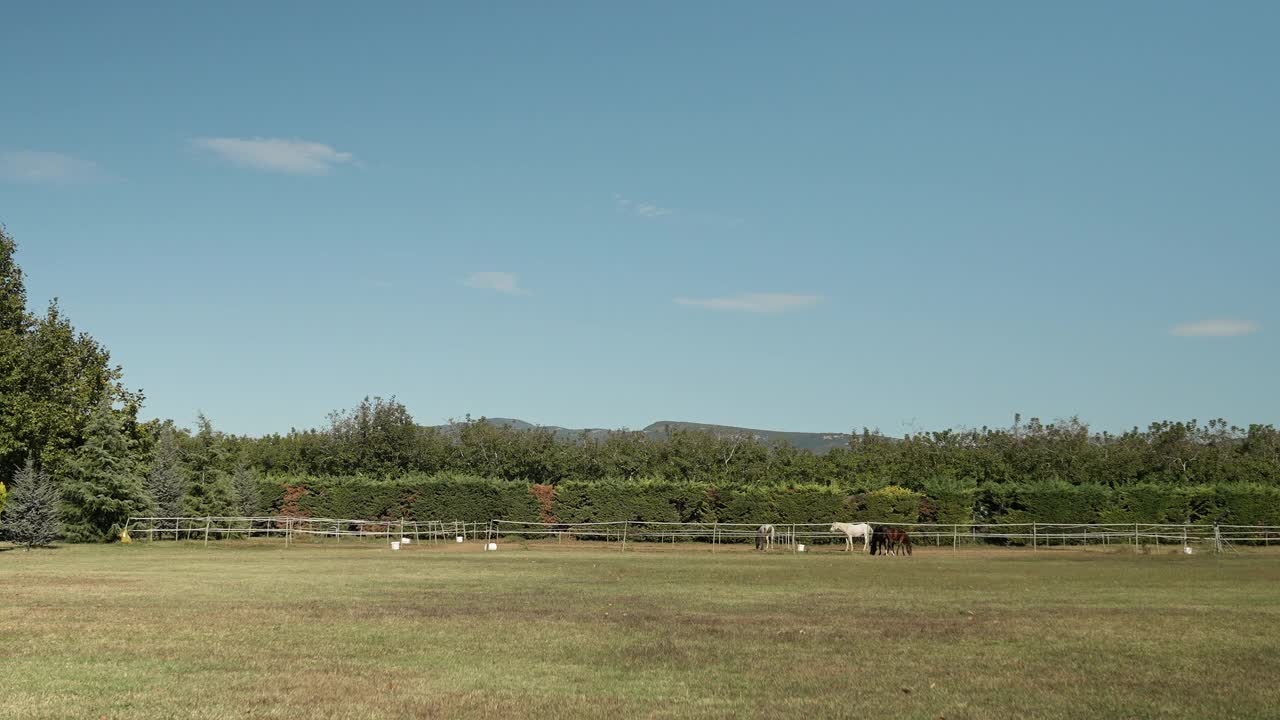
top-left (125, 516), bottom-right (1280, 553)
top-left (124, 516), bottom-right (491, 545)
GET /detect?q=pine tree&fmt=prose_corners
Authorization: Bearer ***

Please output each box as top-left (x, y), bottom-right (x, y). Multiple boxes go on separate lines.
top-left (181, 414), bottom-right (237, 518)
top-left (3, 458), bottom-right (61, 549)
top-left (145, 423), bottom-right (188, 517)
top-left (61, 398), bottom-right (154, 542)
top-left (232, 460), bottom-right (261, 517)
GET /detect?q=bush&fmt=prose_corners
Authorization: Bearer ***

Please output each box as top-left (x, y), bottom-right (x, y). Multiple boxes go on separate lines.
top-left (259, 473), bottom-right (540, 524)
top-left (921, 475), bottom-right (976, 525)
top-left (858, 485), bottom-right (922, 523)
top-left (234, 474), bottom-right (1277, 533)
top-left (1215, 483), bottom-right (1280, 526)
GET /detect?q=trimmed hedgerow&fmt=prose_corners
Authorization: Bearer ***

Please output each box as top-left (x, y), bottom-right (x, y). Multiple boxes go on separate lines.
top-left (249, 474), bottom-right (1280, 531)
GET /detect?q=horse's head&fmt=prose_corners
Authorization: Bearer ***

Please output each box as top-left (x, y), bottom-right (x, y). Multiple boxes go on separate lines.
top-left (829, 522), bottom-right (840, 532)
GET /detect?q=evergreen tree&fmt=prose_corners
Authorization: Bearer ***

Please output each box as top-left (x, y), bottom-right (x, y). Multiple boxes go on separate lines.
top-left (3, 457), bottom-right (61, 549)
top-left (181, 414), bottom-right (237, 517)
top-left (61, 398), bottom-right (154, 542)
top-left (232, 460), bottom-right (262, 516)
top-left (145, 423), bottom-right (188, 517)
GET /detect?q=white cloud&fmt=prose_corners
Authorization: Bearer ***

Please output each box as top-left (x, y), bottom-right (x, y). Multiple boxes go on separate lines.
top-left (191, 137), bottom-right (355, 175)
top-left (675, 293), bottom-right (821, 314)
top-left (1170, 319), bottom-right (1260, 338)
top-left (0, 150), bottom-right (102, 183)
top-left (615, 193), bottom-right (672, 218)
top-left (463, 271), bottom-right (527, 295)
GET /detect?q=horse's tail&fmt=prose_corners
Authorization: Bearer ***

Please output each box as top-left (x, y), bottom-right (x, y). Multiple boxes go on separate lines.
top-left (904, 533), bottom-right (913, 556)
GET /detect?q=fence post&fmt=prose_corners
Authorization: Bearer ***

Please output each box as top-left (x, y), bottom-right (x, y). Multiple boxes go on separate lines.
top-left (203, 517), bottom-right (212, 547)
top-left (953, 524), bottom-right (959, 551)
top-left (1032, 523), bottom-right (1037, 551)
top-left (1134, 523), bottom-right (1139, 551)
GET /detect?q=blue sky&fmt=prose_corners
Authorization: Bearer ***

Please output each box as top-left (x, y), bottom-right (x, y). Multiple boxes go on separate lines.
top-left (2, 2), bottom-right (1276, 436)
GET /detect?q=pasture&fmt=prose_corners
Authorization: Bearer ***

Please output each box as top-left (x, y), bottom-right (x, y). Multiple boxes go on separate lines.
top-left (2, 542), bottom-right (1279, 719)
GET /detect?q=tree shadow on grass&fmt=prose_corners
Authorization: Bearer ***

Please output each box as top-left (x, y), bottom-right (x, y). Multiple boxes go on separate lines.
top-left (0, 544), bottom-right (63, 553)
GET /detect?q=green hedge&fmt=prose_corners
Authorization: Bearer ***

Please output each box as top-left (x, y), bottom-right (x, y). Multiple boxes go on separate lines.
top-left (255, 474), bottom-right (539, 523)
top-left (251, 474), bottom-right (1280, 529)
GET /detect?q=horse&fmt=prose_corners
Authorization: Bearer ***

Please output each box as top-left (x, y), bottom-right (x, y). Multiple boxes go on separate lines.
top-left (756, 524), bottom-right (776, 551)
top-left (830, 522), bottom-right (872, 552)
top-left (869, 526), bottom-right (890, 555)
top-left (870, 526), bottom-right (912, 557)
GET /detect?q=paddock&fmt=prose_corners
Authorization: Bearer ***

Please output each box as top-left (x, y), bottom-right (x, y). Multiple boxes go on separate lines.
top-left (3, 541), bottom-right (1280, 719)
top-left (123, 515), bottom-right (1280, 555)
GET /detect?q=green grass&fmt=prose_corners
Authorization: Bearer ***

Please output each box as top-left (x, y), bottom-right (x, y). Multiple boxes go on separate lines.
top-left (2, 541), bottom-right (1279, 719)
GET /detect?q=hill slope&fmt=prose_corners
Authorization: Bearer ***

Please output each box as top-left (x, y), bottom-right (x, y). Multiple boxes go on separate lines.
top-left (433, 418), bottom-right (853, 453)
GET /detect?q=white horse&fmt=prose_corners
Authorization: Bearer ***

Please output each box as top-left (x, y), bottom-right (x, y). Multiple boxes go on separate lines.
top-left (756, 524), bottom-right (776, 551)
top-left (830, 522), bottom-right (872, 552)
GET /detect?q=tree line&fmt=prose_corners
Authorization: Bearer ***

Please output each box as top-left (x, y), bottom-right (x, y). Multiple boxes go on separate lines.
top-left (2, 225), bottom-right (1279, 546)
top-left (238, 400), bottom-right (1280, 490)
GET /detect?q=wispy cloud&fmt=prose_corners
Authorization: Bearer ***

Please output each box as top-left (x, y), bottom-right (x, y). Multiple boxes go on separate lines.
top-left (191, 137), bottom-right (355, 175)
top-left (615, 193), bottom-right (672, 218)
top-left (0, 150), bottom-right (102, 184)
top-left (675, 293), bottom-right (821, 314)
top-left (1170, 319), bottom-right (1260, 338)
top-left (463, 271), bottom-right (527, 295)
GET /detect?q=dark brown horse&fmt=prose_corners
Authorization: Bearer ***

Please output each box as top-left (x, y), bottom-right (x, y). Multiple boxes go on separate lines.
top-left (870, 526), bottom-right (912, 556)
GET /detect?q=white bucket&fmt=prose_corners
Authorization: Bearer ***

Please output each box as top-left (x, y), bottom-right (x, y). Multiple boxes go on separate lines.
top-left (1183, 546), bottom-right (1194, 555)
top-left (797, 544), bottom-right (807, 552)
top-left (400, 537), bottom-right (412, 544)
top-left (456, 535), bottom-right (465, 543)
top-left (390, 541), bottom-right (401, 551)
top-left (486, 542), bottom-right (497, 551)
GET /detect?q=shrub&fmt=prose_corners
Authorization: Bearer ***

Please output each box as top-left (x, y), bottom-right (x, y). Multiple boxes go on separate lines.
top-left (859, 485), bottom-right (922, 523)
top-left (921, 475), bottom-right (977, 525)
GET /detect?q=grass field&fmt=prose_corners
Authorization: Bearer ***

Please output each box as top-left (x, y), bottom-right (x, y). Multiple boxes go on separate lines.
top-left (3, 541), bottom-right (1279, 719)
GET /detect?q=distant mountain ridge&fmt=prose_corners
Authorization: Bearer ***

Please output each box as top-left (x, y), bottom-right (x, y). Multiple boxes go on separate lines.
top-left (432, 417), bottom-right (854, 453)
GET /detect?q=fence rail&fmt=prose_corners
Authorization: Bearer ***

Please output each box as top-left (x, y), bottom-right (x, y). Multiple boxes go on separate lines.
top-left (126, 516), bottom-right (1280, 553)
top-left (124, 516), bottom-right (491, 545)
